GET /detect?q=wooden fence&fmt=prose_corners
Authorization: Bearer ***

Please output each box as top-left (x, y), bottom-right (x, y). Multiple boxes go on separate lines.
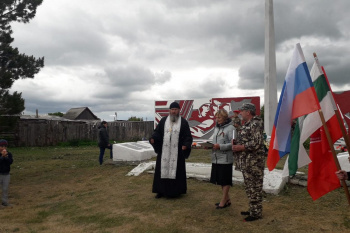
top-left (13, 119), bottom-right (154, 147)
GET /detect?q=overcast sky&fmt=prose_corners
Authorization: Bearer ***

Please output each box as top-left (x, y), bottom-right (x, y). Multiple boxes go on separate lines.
top-left (9, 0), bottom-right (350, 121)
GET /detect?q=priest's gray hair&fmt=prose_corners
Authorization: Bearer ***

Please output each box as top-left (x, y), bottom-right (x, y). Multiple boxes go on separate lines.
top-left (170, 113), bottom-right (180, 122)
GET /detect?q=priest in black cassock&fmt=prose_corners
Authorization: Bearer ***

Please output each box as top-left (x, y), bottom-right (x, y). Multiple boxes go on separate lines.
top-left (150, 102), bottom-right (193, 198)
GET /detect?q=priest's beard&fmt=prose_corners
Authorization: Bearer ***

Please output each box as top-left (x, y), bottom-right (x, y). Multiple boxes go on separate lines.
top-left (170, 113), bottom-right (180, 122)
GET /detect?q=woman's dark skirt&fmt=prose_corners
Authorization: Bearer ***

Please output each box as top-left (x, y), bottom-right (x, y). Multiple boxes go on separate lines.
top-left (210, 163), bottom-right (233, 186)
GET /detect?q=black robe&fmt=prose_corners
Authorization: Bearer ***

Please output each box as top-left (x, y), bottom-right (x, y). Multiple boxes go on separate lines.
top-left (151, 116), bottom-right (193, 197)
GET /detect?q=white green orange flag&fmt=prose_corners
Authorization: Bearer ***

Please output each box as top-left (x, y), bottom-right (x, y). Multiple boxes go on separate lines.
top-left (307, 58), bottom-right (342, 200)
top-left (285, 55), bottom-right (343, 200)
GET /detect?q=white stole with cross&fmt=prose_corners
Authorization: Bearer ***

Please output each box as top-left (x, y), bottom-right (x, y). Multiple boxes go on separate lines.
top-left (161, 116), bottom-right (181, 179)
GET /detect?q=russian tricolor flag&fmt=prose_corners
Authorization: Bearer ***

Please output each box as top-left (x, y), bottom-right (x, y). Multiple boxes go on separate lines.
top-left (267, 43), bottom-right (320, 171)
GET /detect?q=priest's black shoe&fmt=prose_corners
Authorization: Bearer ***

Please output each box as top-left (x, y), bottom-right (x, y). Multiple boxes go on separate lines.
top-left (155, 193), bottom-right (163, 199)
top-left (244, 216), bottom-right (261, 222)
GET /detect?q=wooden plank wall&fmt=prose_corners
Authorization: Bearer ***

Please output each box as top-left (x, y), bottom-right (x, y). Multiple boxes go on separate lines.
top-left (16, 119), bottom-right (154, 147)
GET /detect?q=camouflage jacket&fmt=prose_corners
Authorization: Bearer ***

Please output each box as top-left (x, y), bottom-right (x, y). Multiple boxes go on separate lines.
top-left (234, 116), bottom-right (265, 171)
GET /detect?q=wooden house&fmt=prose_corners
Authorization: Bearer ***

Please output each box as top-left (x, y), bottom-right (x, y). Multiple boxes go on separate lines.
top-left (64, 107), bottom-right (99, 121)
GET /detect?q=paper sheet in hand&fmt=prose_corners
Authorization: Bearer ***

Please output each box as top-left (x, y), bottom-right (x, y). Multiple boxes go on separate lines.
top-left (198, 141), bottom-right (213, 148)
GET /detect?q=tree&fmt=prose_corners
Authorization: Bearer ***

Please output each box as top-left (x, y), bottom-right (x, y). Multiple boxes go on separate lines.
top-left (0, 0), bottom-right (44, 116)
top-left (48, 112), bottom-right (64, 117)
top-left (128, 116), bottom-right (143, 121)
top-left (260, 105), bottom-right (264, 123)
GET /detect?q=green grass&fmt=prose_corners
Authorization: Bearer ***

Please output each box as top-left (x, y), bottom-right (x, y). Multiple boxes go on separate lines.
top-left (0, 146), bottom-right (349, 233)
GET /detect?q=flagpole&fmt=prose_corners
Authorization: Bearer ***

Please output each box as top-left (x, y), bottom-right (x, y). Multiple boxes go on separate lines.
top-left (317, 108), bottom-right (350, 205)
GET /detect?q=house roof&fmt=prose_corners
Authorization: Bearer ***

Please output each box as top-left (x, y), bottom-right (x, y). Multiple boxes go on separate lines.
top-left (64, 107), bottom-right (99, 120)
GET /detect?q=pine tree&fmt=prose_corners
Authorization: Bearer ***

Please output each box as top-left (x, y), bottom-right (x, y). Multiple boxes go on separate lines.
top-left (0, 0), bottom-right (44, 116)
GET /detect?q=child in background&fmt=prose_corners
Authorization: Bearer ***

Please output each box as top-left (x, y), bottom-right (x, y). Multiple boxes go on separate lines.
top-left (0, 139), bottom-right (13, 207)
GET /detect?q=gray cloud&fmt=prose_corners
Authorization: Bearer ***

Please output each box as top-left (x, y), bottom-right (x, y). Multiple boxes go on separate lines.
top-left (104, 65), bottom-right (155, 88)
top-left (8, 0), bottom-right (350, 120)
top-left (155, 71), bottom-right (172, 84)
top-left (186, 77), bottom-right (228, 99)
top-left (238, 57), bottom-right (264, 90)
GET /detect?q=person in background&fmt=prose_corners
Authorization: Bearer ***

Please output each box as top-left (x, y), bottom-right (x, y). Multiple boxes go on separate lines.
top-left (150, 102), bottom-right (193, 198)
top-left (232, 103), bottom-right (265, 222)
top-left (335, 170), bottom-right (350, 180)
top-left (231, 110), bottom-right (242, 132)
top-left (0, 139), bottom-right (13, 207)
top-left (98, 121), bottom-right (112, 165)
top-left (210, 109), bottom-right (234, 209)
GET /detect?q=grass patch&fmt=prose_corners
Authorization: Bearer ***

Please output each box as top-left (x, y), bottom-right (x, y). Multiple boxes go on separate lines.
top-left (72, 213), bottom-right (136, 228)
top-left (26, 211), bottom-right (51, 224)
top-left (1, 146), bottom-right (349, 232)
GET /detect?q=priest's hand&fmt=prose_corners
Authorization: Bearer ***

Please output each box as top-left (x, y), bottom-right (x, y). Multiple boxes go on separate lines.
top-left (150, 138), bottom-right (155, 144)
top-left (182, 146), bottom-right (187, 150)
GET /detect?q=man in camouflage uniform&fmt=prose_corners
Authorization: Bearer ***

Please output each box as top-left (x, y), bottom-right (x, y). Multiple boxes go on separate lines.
top-left (231, 110), bottom-right (241, 132)
top-left (232, 103), bottom-right (265, 222)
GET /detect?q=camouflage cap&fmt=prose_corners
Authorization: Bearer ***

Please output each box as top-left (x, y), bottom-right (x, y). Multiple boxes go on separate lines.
top-left (239, 103), bottom-right (256, 112)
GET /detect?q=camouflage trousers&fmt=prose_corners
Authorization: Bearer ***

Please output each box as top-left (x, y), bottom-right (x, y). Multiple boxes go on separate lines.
top-left (242, 165), bottom-right (264, 218)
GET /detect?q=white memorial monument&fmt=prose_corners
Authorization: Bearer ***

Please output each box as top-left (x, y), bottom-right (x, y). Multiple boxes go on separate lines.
top-left (112, 141), bottom-right (156, 162)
